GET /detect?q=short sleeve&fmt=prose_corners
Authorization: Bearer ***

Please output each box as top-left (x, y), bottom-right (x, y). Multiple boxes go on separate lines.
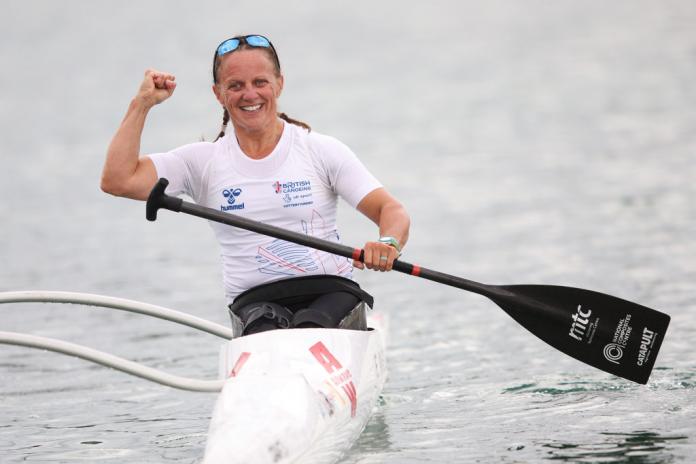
top-left (147, 142), bottom-right (214, 201)
top-left (308, 133), bottom-right (382, 208)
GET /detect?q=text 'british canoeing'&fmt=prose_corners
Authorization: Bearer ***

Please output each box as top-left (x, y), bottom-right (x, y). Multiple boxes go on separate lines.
top-left (273, 179), bottom-right (314, 209)
top-left (272, 179), bottom-right (312, 194)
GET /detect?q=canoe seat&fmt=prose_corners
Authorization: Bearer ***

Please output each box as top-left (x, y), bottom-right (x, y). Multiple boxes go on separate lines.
top-left (228, 276), bottom-right (373, 337)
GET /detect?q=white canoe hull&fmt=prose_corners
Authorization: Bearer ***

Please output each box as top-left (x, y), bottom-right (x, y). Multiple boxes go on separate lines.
top-left (203, 316), bottom-right (387, 464)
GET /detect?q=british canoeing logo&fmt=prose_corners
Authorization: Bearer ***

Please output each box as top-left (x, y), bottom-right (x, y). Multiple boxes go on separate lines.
top-left (272, 179), bottom-right (312, 194)
top-left (221, 188), bottom-right (245, 211)
top-left (272, 179), bottom-right (314, 209)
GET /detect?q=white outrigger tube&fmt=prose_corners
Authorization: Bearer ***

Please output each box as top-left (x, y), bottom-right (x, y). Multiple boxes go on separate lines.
top-left (0, 291), bottom-right (230, 392)
top-left (0, 290), bottom-right (388, 464)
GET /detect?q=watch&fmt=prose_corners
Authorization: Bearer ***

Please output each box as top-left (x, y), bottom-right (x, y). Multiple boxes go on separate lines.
top-left (378, 236), bottom-right (402, 253)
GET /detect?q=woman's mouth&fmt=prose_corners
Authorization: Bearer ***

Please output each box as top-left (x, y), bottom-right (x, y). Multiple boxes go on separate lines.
top-left (240, 104), bottom-right (262, 112)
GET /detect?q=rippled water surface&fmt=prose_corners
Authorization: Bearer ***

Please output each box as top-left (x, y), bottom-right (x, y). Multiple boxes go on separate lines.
top-left (2, 1), bottom-right (696, 463)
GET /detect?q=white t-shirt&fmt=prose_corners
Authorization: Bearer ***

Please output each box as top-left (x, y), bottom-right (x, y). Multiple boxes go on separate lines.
top-left (149, 122), bottom-right (382, 303)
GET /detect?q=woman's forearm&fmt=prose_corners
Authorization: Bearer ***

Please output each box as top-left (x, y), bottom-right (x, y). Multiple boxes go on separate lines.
top-left (377, 201), bottom-right (410, 250)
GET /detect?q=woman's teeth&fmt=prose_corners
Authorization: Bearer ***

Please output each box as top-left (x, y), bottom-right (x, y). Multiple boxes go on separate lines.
top-left (241, 104), bottom-right (262, 112)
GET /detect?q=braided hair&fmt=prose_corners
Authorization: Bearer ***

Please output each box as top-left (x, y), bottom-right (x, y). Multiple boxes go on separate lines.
top-left (214, 109), bottom-right (230, 142)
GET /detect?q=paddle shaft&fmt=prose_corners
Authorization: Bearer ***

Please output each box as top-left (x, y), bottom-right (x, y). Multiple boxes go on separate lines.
top-left (146, 178), bottom-right (509, 300)
top-left (175, 199), bottom-right (499, 298)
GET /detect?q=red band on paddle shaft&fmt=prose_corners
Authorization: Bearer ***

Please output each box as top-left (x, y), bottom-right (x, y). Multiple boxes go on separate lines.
top-left (352, 248), bottom-right (362, 261)
top-left (411, 265), bottom-right (421, 276)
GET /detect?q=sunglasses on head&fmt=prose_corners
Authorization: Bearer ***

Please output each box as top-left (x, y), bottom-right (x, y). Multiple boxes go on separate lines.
top-left (216, 35), bottom-right (273, 55)
top-left (213, 35), bottom-right (281, 75)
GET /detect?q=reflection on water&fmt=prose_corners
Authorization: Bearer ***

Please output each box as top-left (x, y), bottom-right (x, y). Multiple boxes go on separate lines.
top-left (503, 379), bottom-right (633, 395)
top-left (3, 0), bottom-right (696, 462)
top-left (542, 431), bottom-right (688, 463)
top-left (345, 406), bottom-right (392, 462)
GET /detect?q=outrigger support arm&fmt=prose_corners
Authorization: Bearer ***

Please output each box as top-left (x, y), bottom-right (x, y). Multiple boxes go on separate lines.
top-left (0, 331), bottom-right (224, 392)
top-left (0, 291), bottom-right (233, 339)
top-left (0, 290), bottom-right (233, 392)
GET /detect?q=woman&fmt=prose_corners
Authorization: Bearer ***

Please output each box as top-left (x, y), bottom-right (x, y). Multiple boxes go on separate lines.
top-left (101, 34), bottom-right (410, 334)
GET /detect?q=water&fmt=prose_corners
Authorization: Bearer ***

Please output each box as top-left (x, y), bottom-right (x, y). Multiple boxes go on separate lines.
top-left (2, 1), bottom-right (696, 462)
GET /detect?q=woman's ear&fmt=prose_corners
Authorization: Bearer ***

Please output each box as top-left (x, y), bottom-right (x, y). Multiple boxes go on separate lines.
top-left (276, 74), bottom-right (284, 98)
top-left (212, 84), bottom-right (223, 105)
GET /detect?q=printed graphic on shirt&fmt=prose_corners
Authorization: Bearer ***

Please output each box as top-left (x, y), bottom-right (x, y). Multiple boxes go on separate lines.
top-left (302, 210), bottom-right (352, 276)
top-left (256, 240), bottom-right (320, 276)
top-left (272, 179), bottom-right (314, 208)
top-left (220, 187), bottom-right (245, 212)
top-left (254, 210), bottom-right (351, 277)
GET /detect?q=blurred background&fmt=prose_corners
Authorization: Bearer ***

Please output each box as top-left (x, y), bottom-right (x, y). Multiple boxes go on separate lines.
top-left (2, 1), bottom-right (695, 462)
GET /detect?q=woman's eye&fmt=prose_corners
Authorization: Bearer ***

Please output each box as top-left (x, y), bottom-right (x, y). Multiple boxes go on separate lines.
top-left (254, 79), bottom-right (268, 87)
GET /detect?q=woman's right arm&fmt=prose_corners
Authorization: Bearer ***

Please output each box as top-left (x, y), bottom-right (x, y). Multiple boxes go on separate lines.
top-left (100, 70), bottom-right (176, 201)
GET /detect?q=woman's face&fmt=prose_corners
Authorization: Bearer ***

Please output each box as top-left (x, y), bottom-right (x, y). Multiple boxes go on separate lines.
top-left (213, 49), bottom-right (284, 136)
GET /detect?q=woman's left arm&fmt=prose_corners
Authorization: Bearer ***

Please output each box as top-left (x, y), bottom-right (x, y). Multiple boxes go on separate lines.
top-left (355, 187), bottom-right (411, 272)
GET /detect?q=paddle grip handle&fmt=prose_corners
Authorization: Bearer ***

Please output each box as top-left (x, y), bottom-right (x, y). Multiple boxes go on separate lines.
top-left (146, 178), bottom-right (183, 221)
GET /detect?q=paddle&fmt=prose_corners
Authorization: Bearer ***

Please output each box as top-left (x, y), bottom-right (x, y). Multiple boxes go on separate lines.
top-left (146, 178), bottom-right (670, 384)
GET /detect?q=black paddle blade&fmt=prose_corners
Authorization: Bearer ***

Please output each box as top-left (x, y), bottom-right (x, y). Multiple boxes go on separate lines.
top-left (493, 285), bottom-right (670, 384)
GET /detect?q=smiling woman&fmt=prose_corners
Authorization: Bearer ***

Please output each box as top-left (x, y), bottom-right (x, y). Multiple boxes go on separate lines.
top-left (212, 45), bottom-right (286, 158)
top-left (211, 34), bottom-right (310, 143)
top-left (100, 33), bottom-right (410, 333)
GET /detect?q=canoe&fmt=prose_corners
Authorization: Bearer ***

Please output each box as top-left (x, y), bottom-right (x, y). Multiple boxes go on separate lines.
top-left (204, 314), bottom-right (387, 463)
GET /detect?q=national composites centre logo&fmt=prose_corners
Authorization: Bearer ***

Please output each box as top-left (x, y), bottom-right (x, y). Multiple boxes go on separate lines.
top-left (602, 313), bottom-right (633, 365)
top-left (221, 187), bottom-right (245, 211)
top-left (272, 179), bottom-right (314, 208)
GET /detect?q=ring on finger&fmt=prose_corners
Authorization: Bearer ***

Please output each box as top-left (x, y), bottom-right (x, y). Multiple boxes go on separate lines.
top-left (379, 256), bottom-right (388, 261)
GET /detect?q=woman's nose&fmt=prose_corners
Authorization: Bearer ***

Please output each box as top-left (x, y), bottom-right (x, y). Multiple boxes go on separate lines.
top-left (240, 87), bottom-right (259, 101)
